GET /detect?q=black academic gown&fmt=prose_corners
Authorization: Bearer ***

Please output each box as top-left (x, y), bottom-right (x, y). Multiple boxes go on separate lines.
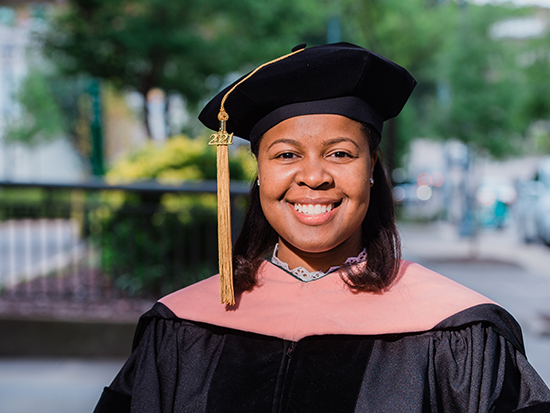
top-left (94, 261), bottom-right (550, 412)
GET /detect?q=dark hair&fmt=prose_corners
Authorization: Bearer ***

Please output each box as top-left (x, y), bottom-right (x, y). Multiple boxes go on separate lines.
top-left (232, 122), bottom-right (401, 293)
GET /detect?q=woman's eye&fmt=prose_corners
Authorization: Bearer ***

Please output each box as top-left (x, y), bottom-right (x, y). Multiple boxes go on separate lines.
top-left (331, 151), bottom-right (352, 158)
top-left (277, 152), bottom-right (297, 159)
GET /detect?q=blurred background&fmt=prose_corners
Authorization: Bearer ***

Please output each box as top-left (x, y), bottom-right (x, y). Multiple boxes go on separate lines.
top-left (1, 0), bottom-right (550, 411)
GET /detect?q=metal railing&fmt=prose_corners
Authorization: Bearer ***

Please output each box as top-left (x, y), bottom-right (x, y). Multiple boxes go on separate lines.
top-left (0, 179), bottom-right (250, 320)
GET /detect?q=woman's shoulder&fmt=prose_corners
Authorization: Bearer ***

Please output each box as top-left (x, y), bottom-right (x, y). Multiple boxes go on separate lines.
top-left (396, 261), bottom-right (527, 350)
top-left (432, 303), bottom-right (524, 352)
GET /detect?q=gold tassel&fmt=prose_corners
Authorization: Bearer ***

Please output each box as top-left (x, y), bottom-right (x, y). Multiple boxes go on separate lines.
top-left (217, 144), bottom-right (234, 304)
top-left (209, 114), bottom-right (235, 304)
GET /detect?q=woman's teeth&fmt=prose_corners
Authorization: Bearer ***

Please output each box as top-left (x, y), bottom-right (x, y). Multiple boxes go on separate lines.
top-left (294, 203), bottom-right (333, 215)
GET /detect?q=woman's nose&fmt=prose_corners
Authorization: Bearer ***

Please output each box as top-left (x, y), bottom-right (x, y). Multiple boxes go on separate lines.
top-left (295, 159), bottom-right (333, 189)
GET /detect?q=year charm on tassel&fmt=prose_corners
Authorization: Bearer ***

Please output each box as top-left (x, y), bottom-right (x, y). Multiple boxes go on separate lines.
top-left (208, 120), bottom-right (234, 146)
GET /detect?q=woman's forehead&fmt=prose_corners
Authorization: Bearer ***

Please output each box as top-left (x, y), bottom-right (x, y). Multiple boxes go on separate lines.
top-left (256, 114), bottom-right (371, 156)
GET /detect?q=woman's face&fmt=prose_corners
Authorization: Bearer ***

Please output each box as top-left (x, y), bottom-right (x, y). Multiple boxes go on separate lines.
top-left (257, 114), bottom-right (377, 270)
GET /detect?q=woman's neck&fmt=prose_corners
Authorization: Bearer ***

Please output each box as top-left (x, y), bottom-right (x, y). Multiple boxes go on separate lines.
top-left (276, 233), bottom-right (363, 273)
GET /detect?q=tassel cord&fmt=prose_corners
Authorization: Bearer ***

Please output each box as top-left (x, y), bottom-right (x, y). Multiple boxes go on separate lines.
top-left (217, 145), bottom-right (234, 305)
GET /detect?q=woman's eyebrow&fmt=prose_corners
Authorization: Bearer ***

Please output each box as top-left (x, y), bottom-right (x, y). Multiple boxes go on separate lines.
top-left (267, 138), bottom-right (301, 150)
top-left (322, 137), bottom-right (360, 149)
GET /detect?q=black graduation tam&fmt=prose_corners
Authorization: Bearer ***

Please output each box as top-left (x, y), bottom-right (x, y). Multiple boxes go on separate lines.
top-left (199, 42), bottom-right (417, 145)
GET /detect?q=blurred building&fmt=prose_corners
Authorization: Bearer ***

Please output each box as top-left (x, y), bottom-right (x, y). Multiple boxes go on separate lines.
top-left (0, 1), bottom-right (85, 182)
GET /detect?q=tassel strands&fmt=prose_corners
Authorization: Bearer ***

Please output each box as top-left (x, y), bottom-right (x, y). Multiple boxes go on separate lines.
top-left (209, 116), bottom-right (235, 305)
top-left (217, 144), bottom-right (234, 304)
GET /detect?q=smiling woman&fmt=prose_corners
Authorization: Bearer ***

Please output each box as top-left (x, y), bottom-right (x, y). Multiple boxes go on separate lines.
top-left (94, 43), bottom-right (550, 413)
top-left (234, 113), bottom-right (398, 294)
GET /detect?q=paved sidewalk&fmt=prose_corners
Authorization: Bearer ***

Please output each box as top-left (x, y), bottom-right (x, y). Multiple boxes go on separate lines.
top-left (400, 221), bottom-right (550, 279)
top-left (0, 358), bottom-right (123, 413)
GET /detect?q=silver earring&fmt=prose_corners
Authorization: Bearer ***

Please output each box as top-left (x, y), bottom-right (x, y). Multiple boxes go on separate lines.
top-left (257, 179), bottom-right (260, 186)
top-left (370, 177), bottom-right (374, 185)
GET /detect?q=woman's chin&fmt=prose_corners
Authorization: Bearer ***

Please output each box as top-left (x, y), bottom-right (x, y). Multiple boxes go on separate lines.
top-left (278, 231), bottom-right (363, 263)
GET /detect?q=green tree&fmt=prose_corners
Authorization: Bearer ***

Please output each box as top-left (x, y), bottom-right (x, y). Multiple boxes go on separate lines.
top-left (521, 35), bottom-right (550, 121)
top-left (5, 68), bottom-right (65, 146)
top-left (430, 4), bottom-right (529, 158)
top-left (517, 29), bottom-right (550, 153)
top-left (42, 0), bottom-right (328, 137)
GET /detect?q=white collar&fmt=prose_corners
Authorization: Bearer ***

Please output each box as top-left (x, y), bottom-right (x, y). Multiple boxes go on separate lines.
top-left (270, 243), bottom-right (368, 282)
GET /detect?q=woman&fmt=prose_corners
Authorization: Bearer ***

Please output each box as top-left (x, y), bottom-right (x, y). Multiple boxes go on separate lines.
top-left (94, 43), bottom-right (550, 412)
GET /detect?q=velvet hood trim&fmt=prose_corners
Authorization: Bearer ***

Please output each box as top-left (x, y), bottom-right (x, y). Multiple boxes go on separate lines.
top-left (160, 260), bottom-right (495, 342)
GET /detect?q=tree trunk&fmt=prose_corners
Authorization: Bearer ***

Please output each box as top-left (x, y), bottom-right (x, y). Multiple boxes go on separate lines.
top-left (142, 91), bottom-right (152, 139)
top-left (165, 93), bottom-right (172, 138)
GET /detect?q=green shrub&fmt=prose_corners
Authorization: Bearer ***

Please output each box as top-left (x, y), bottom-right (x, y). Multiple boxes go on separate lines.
top-left (91, 135), bottom-right (255, 298)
